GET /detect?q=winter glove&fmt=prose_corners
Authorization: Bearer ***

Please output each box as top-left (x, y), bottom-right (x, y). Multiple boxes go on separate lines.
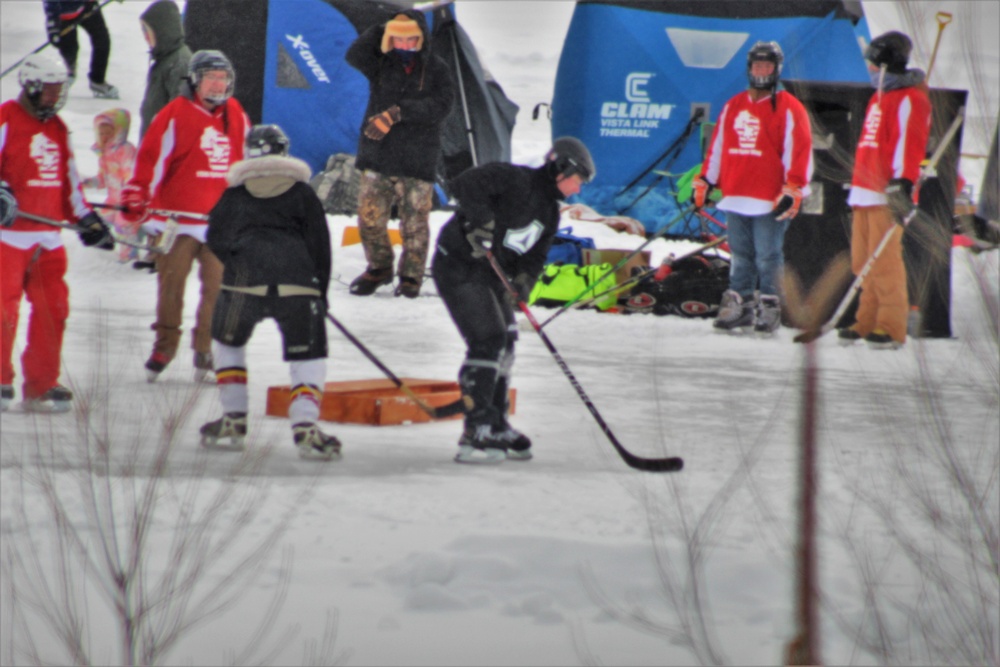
top-left (46, 16), bottom-right (62, 45)
top-left (120, 184), bottom-right (150, 224)
top-left (509, 272), bottom-right (535, 307)
top-left (0, 181), bottom-right (17, 228)
top-left (465, 220), bottom-right (495, 259)
top-left (77, 212), bottom-right (115, 250)
top-left (773, 184), bottom-right (804, 221)
top-left (885, 178), bottom-right (915, 222)
top-left (363, 105), bottom-right (401, 141)
top-left (691, 176), bottom-right (713, 210)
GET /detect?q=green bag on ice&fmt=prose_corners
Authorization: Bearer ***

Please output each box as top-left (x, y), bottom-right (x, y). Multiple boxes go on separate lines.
top-left (528, 263), bottom-right (620, 311)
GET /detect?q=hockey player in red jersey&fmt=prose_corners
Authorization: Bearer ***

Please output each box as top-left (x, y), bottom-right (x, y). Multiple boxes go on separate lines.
top-left (839, 31), bottom-right (931, 350)
top-left (0, 53), bottom-right (114, 413)
top-left (120, 49), bottom-right (250, 383)
top-left (694, 41), bottom-right (813, 336)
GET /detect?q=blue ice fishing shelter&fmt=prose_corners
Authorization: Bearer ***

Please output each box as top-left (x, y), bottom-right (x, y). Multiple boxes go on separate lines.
top-left (551, 0), bottom-right (872, 235)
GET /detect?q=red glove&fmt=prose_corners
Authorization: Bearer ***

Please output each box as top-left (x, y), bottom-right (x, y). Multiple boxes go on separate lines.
top-left (773, 184), bottom-right (803, 221)
top-left (691, 176), bottom-right (712, 210)
top-left (120, 184), bottom-right (149, 224)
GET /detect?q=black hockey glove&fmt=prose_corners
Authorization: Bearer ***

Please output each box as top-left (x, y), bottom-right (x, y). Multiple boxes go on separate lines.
top-left (0, 181), bottom-right (17, 228)
top-left (465, 220), bottom-right (495, 259)
top-left (885, 178), bottom-right (915, 222)
top-left (77, 212), bottom-right (115, 250)
top-left (507, 272), bottom-right (534, 308)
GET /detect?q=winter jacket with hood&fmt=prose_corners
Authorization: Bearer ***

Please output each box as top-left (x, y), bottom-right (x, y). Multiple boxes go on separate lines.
top-left (85, 108), bottom-right (137, 228)
top-left (345, 9), bottom-right (454, 183)
top-left (139, 0), bottom-right (192, 138)
top-left (207, 155), bottom-right (331, 301)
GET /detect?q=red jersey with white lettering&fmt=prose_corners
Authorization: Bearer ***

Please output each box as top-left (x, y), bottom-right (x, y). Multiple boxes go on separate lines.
top-left (0, 98), bottom-right (91, 234)
top-left (128, 94), bottom-right (249, 224)
top-left (848, 85), bottom-right (931, 206)
top-left (701, 90), bottom-right (813, 216)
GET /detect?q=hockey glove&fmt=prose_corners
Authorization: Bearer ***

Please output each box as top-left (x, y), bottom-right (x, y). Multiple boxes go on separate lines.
top-left (465, 220), bottom-right (495, 259)
top-left (885, 178), bottom-right (915, 222)
top-left (120, 184), bottom-right (150, 224)
top-left (363, 105), bottom-right (401, 141)
top-left (46, 16), bottom-right (62, 45)
top-left (0, 181), bottom-right (17, 228)
top-left (691, 176), bottom-right (713, 210)
top-left (77, 212), bottom-right (115, 250)
top-left (773, 184), bottom-right (803, 221)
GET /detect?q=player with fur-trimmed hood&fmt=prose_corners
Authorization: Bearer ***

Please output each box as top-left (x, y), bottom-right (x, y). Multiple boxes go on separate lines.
top-left (201, 124), bottom-right (339, 460)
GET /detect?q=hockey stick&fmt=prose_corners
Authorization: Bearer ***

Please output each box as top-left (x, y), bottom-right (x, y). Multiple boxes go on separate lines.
top-left (324, 311), bottom-right (465, 420)
top-left (793, 109), bottom-right (965, 344)
top-left (88, 201), bottom-right (209, 221)
top-left (539, 235), bottom-right (728, 329)
top-left (0, 0), bottom-right (118, 80)
top-left (16, 210), bottom-right (170, 254)
top-left (537, 205), bottom-right (695, 329)
top-left (486, 250), bottom-right (683, 473)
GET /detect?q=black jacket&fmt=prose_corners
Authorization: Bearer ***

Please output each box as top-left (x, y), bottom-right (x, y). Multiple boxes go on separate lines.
top-left (345, 9), bottom-right (454, 182)
top-left (436, 162), bottom-right (565, 282)
top-left (207, 156), bottom-right (331, 300)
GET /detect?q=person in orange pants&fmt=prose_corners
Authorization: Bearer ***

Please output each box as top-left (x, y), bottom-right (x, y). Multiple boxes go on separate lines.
top-left (841, 30), bottom-right (931, 350)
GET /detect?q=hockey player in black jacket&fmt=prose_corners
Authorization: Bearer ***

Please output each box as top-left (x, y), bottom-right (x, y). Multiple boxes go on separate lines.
top-left (432, 137), bottom-right (595, 464)
top-left (201, 125), bottom-right (340, 460)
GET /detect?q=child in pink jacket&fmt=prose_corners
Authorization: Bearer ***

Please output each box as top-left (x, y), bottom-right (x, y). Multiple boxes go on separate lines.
top-left (83, 108), bottom-right (138, 261)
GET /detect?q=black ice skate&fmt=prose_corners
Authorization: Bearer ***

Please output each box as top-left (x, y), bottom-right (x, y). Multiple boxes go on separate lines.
top-left (22, 385), bottom-right (73, 413)
top-left (712, 290), bottom-right (754, 334)
top-left (293, 422), bottom-right (342, 460)
top-left (200, 412), bottom-right (248, 451)
top-left (455, 424), bottom-right (507, 464)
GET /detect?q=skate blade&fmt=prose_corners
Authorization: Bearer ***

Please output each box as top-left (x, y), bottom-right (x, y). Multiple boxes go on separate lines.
top-left (22, 400), bottom-right (71, 414)
top-left (506, 449), bottom-right (533, 461)
top-left (200, 435), bottom-right (246, 452)
top-left (297, 444), bottom-right (342, 461)
top-left (193, 369), bottom-right (215, 384)
top-left (454, 446), bottom-right (506, 465)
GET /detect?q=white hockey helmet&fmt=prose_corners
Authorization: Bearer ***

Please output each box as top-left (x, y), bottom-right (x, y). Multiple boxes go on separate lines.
top-left (19, 53), bottom-right (69, 120)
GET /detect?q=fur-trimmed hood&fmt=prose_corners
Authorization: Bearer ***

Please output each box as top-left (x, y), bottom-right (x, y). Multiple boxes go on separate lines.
top-left (226, 155), bottom-right (312, 198)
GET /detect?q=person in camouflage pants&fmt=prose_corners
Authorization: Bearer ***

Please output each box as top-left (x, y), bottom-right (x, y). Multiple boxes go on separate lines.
top-left (356, 171), bottom-right (433, 291)
top-left (345, 10), bottom-right (453, 298)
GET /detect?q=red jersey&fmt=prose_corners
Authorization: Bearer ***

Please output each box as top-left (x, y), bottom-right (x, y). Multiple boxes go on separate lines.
top-left (848, 85), bottom-right (931, 207)
top-left (0, 98), bottom-right (91, 243)
top-left (701, 90), bottom-right (813, 216)
top-left (128, 94), bottom-right (249, 225)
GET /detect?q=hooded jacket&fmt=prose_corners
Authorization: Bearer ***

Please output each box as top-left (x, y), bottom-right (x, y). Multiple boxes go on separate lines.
top-left (87, 108), bottom-right (136, 225)
top-left (345, 9), bottom-right (454, 182)
top-left (139, 0), bottom-right (192, 138)
top-left (207, 155), bottom-right (331, 300)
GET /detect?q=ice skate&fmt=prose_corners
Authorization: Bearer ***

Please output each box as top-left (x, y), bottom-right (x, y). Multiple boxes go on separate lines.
top-left (193, 351), bottom-right (214, 383)
top-left (455, 424), bottom-right (507, 464)
top-left (89, 80), bottom-right (120, 99)
top-left (145, 352), bottom-right (169, 383)
top-left (494, 423), bottom-right (532, 461)
top-left (712, 290), bottom-right (754, 334)
top-left (200, 412), bottom-right (247, 450)
top-left (22, 385), bottom-right (73, 413)
top-left (1, 385), bottom-right (14, 412)
top-left (865, 331), bottom-right (903, 350)
top-left (753, 295), bottom-right (781, 338)
top-left (293, 422), bottom-right (342, 460)
top-left (837, 328), bottom-right (862, 346)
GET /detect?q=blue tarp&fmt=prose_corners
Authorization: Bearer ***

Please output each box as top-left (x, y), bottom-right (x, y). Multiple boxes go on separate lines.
top-left (552, 0), bottom-right (872, 235)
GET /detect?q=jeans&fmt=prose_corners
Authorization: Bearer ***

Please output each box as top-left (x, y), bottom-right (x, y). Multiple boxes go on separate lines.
top-left (725, 211), bottom-right (789, 299)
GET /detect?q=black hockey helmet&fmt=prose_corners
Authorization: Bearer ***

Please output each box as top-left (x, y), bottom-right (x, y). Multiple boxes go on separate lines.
top-left (545, 137), bottom-right (596, 183)
top-left (865, 31), bottom-right (912, 74)
top-left (246, 124), bottom-right (290, 158)
top-left (746, 41), bottom-right (784, 89)
top-left (188, 49), bottom-right (235, 105)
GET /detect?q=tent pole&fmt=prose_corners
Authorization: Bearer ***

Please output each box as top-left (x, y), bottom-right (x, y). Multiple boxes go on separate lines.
top-left (449, 28), bottom-right (478, 167)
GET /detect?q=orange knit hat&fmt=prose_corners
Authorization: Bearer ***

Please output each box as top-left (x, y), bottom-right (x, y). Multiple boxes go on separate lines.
top-left (381, 14), bottom-right (423, 53)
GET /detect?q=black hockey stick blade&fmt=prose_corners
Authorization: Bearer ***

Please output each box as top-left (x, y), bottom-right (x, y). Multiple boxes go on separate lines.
top-left (485, 251), bottom-right (683, 473)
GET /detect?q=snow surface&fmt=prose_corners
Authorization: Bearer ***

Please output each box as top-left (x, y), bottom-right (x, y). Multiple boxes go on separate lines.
top-left (1, 2), bottom-right (997, 666)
